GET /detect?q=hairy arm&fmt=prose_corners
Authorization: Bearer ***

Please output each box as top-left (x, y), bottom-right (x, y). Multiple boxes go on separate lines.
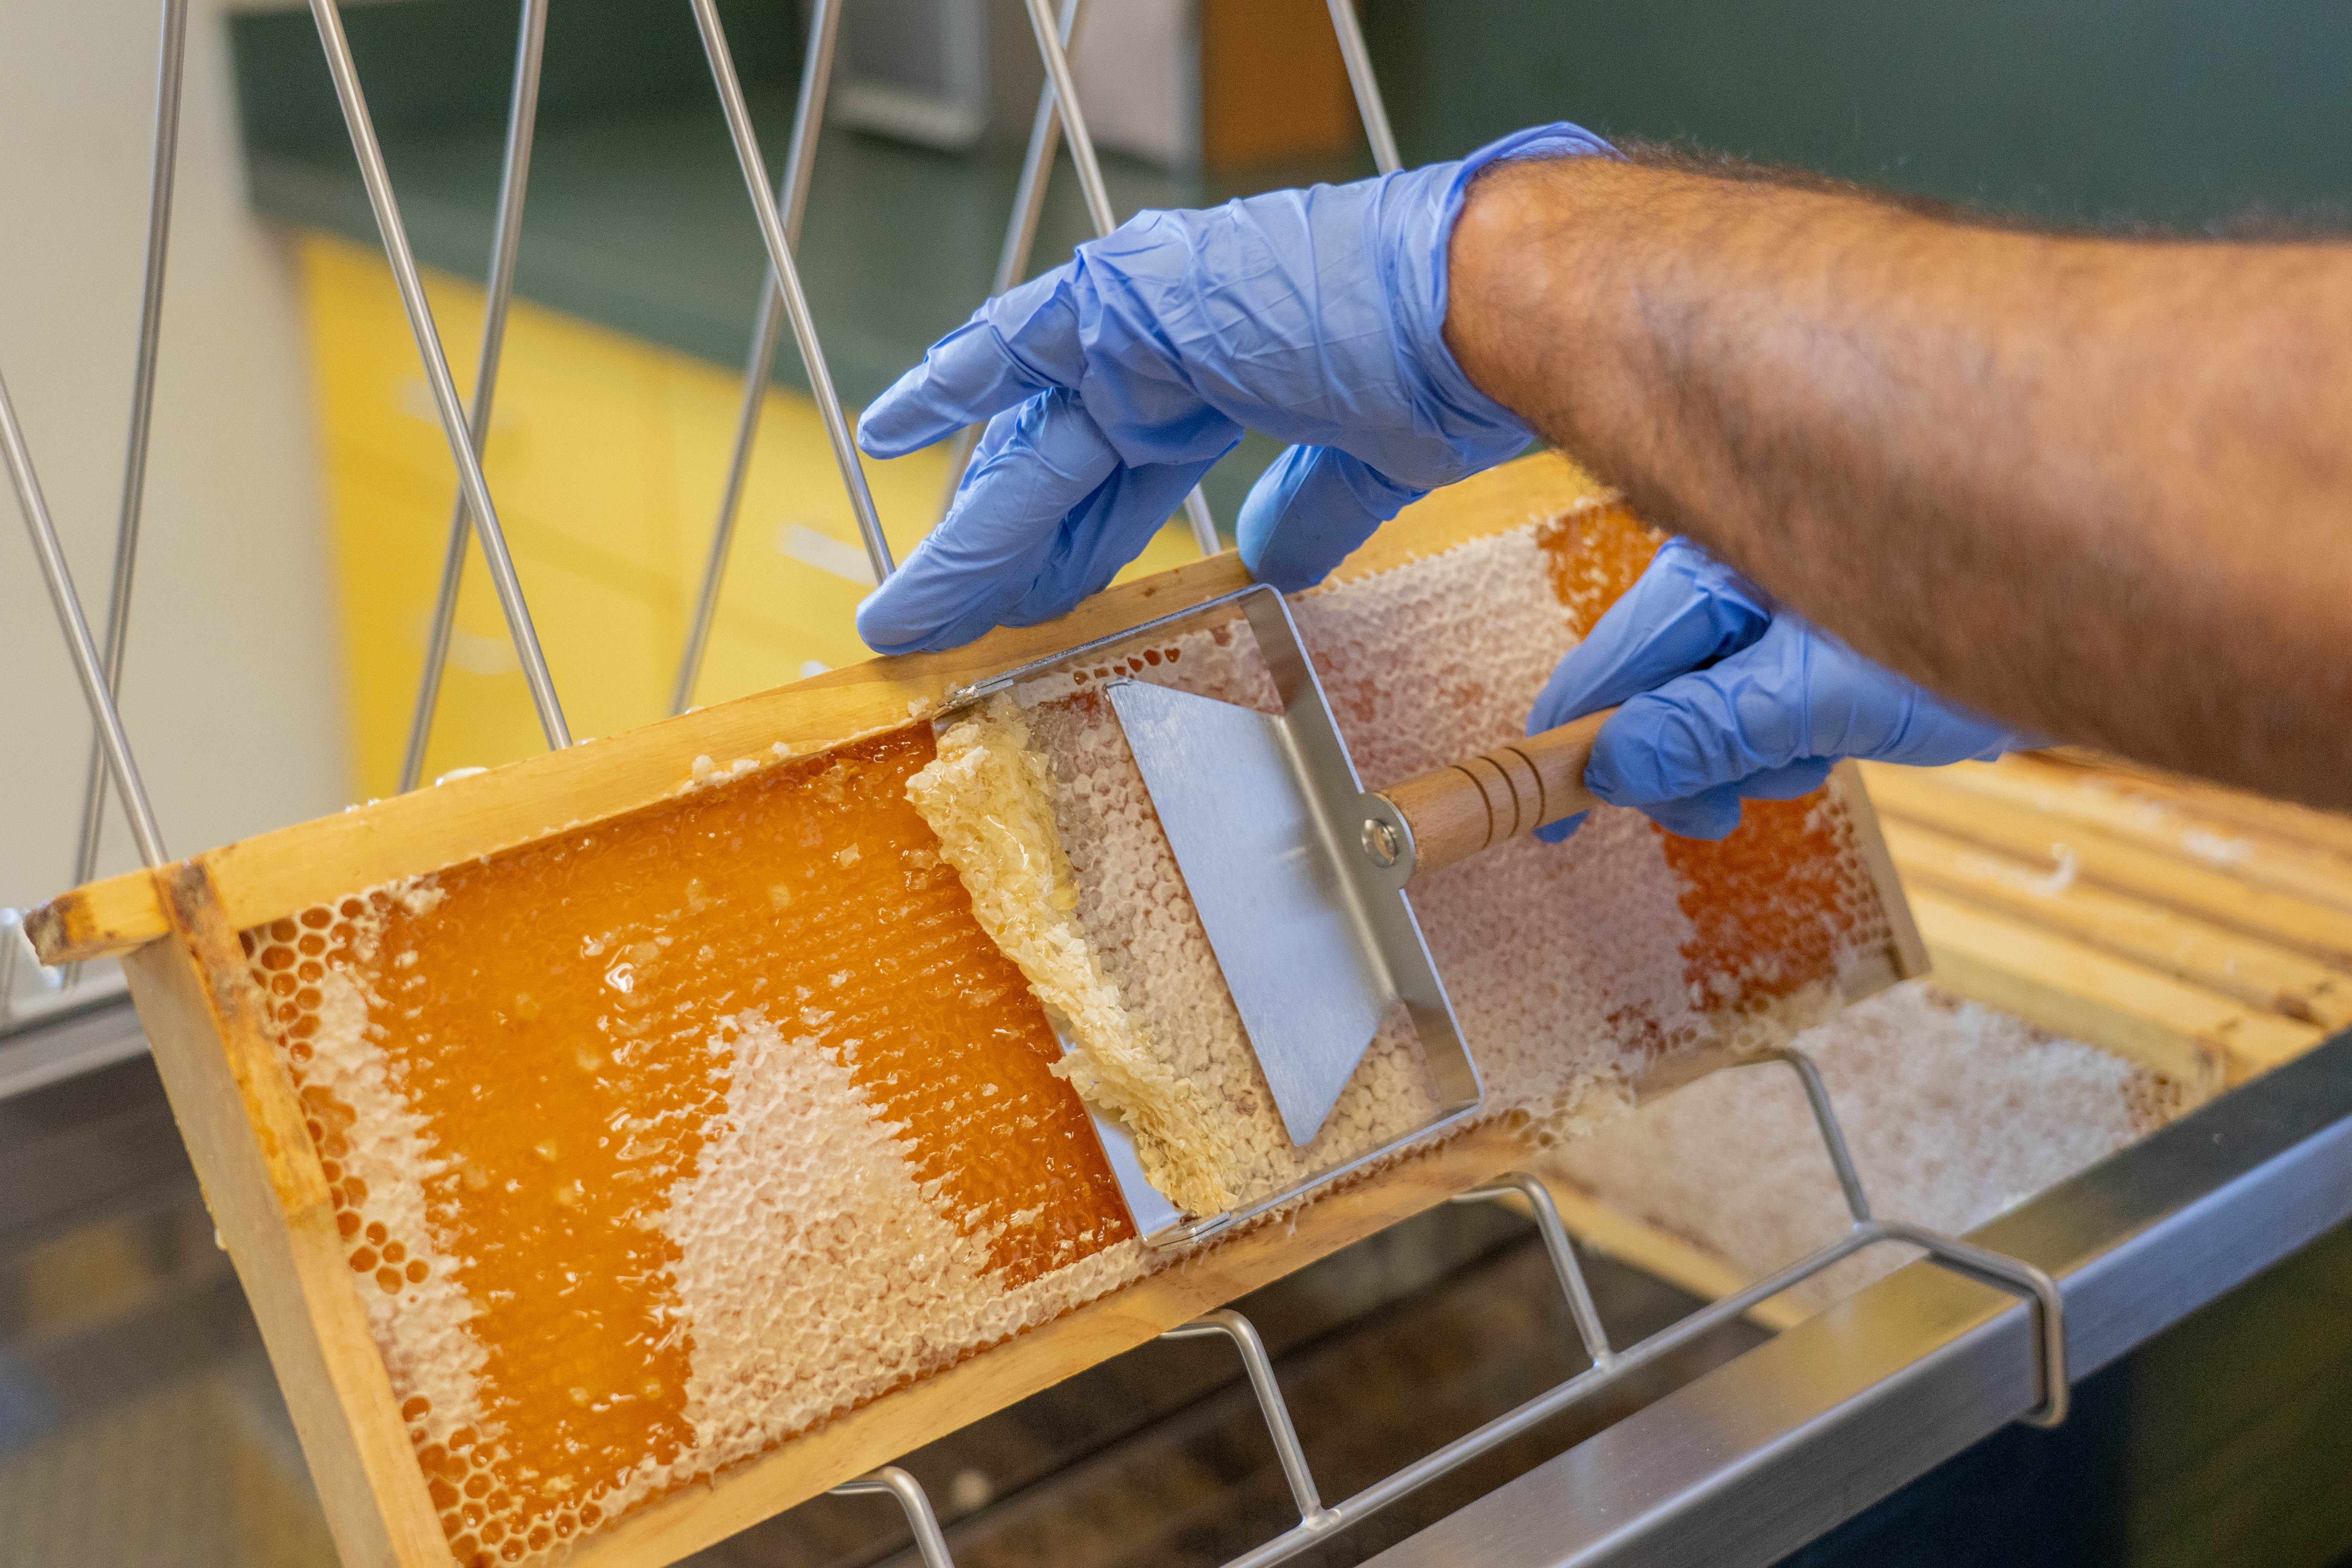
top-left (1446, 152), bottom-right (2352, 811)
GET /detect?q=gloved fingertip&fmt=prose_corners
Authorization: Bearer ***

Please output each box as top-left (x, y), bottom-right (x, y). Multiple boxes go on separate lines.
top-left (854, 395), bottom-right (942, 460)
top-left (1238, 445), bottom-right (1416, 593)
top-left (1532, 811), bottom-right (1589, 846)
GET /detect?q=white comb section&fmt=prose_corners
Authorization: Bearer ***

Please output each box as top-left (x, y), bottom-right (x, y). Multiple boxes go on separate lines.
top-left (620, 1008), bottom-right (1143, 1508)
top-left (1544, 981), bottom-right (2199, 1314)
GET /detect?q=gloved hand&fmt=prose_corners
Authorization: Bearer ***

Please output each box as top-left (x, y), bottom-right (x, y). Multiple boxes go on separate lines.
top-left (854, 122), bottom-right (1615, 653)
top-left (1531, 539), bottom-right (2024, 841)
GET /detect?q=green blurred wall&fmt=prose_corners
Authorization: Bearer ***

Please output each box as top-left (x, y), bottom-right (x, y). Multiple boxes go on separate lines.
top-left (1364, 0), bottom-right (2352, 227)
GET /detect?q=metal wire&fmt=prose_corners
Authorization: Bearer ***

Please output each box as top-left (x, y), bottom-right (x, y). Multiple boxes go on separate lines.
top-left (307, 0), bottom-right (570, 751)
top-left (3, 367), bottom-right (167, 868)
top-left (1163, 1309), bottom-right (1336, 1527)
top-left (1764, 1047), bottom-right (1877, 1225)
top-left (690, 0), bottom-right (893, 594)
top-left (830, 1467), bottom-right (954, 1568)
top-left (671, 0), bottom-right (845, 716)
top-left (1325, 0), bottom-right (1401, 175)
top-left (65, 0), bottom-right (186, 940)
top-left (932, 0), bottom-right (1087, 518)
top-left (1016, 0), bottom-right (1221, 557)
top-left (1456, 1171), bottom-right (1614, 1367)
top-left (397, 0), bottom-right (551, 792)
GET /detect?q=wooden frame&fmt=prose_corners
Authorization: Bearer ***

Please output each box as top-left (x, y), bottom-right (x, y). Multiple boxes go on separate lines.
top-left (32, 454), bottom-right (1925, 1568)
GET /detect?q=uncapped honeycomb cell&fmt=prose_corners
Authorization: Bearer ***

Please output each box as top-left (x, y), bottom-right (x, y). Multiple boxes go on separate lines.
top-left (1662, 794), bottom-right (1882, 1007)
top-left (237, 490), bottom-right (1901, 1566)
top-left (1534, 496), bottom-right (1668, 638)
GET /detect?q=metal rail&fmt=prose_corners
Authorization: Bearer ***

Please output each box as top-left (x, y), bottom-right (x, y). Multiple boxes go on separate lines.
top-left (4, 367), bottom-right (168, 869)
top-left (1138, 1053), bottom-right (2063, 1568)
top-left (397, 0), bottom-right (551, 791)
top-left (932, 0), bottom-right (1087, 517)
top-left (307, 0), bottom-right (570, 751)
top-left (830, 1467), bottom-right (953, 1568)
top-left (66, 0), bottom-right (187, 944)
top-left (1015, 0), bottom-right (1221, 557)
top-left (671, 0), bottom-right (845, 716)
top-left (689, 0), bottom-right (893, 593)
top-left (1327, 0), bottom-right (1401, 174)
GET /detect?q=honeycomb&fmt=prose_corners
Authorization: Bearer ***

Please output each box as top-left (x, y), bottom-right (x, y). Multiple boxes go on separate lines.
top-left (244, 730), bottom-right (1135, 1565)
top-left (238, 493), bottom-right (1897, 1563)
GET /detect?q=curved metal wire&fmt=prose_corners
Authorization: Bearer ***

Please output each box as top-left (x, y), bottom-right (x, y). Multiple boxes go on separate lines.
top-left (307, 0), bottom-right (570, 751)
top-left (830, 1466), bottom-right (954, 1568)
top-left (671, 0), bottom-right (846, 716)
top-left (66, 0), bottom-right (186, 930)
top-left (689, 0), bottom-right (893, 597)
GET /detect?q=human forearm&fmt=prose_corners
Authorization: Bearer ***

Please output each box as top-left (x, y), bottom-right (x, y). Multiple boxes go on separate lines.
top-left (1447, 154), bottom-right (2352, 809)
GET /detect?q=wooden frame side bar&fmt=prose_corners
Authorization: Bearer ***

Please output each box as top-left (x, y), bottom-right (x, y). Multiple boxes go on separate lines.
top-left (123, 862), bottom-right (448, 1566)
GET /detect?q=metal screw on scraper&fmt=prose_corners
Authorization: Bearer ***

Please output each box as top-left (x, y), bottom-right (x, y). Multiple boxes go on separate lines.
top-left (1355, 797), bottom-right (1417, 890)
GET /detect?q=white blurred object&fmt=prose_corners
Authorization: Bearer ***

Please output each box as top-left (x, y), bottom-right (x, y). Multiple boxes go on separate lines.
top-left (832, 0), bottom-right (991, 148)
top-left (1073, 0), bottom-right (1193, 167)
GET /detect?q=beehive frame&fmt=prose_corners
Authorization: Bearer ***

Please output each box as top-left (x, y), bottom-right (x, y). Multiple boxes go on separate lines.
top-left (29, 457), bottom-right (1923, 1566)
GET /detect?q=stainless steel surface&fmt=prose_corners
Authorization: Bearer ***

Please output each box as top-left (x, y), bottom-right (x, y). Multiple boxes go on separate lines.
top-left (690, 0), bottom-right (894, 587)
top-left (1017, 0), bottom-right (1221, 558)
top-left (829, 1468), bottom-right (954, 1568)
top-left (1163, 1310), bottom-right (1334, 1529)
top-left (1109, 677), bottom-right (1392, 1143)
top-left (398, 0), bottom-right (550, 791)
top-left (1101, 585), bottom-right (1476, 1145)
top-left (66, 0), bottom-right (187, 941)
top-left (1367, 1031), bottom-right (2352, 1568)
top-left (941, 584), bottom-right (1476, 1243)
top-left (306, 0), bottom-right (572, 751)
top-left (2, 367), bottom-right (169, 869)
top-left (672, 0), bottom-right (845, 716)
top-left (1326, 0), bottom-right (1402, 176)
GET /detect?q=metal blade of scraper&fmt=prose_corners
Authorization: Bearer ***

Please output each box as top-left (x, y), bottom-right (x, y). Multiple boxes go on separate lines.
top-left (1107, 678), bottom-right (1394, 1145)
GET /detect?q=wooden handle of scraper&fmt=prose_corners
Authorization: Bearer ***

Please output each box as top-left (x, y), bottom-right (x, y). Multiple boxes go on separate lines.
top-left (1368, 708), bottom-right (1618, 881)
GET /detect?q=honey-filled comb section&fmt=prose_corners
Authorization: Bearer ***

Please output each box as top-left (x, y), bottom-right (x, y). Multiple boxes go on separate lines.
top-left (241, 728), bottom-right (1139, 1564)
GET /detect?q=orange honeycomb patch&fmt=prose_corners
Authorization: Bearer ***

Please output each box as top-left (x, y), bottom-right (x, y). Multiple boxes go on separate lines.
top-left (1535, 496), bottom-right (1667, 638)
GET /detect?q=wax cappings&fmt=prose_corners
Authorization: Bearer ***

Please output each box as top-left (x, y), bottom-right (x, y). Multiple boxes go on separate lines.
top-left (245, 497), bottom-right (1898, 1565)
top-left (1545, 980), bottom-right (2197, 1314)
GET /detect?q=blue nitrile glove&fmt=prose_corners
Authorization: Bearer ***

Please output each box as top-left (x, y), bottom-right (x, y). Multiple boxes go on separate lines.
top-left (854, 122), bottom-right (1615, 653)
top-left (1531, 539), bottom-right (2023, 841)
